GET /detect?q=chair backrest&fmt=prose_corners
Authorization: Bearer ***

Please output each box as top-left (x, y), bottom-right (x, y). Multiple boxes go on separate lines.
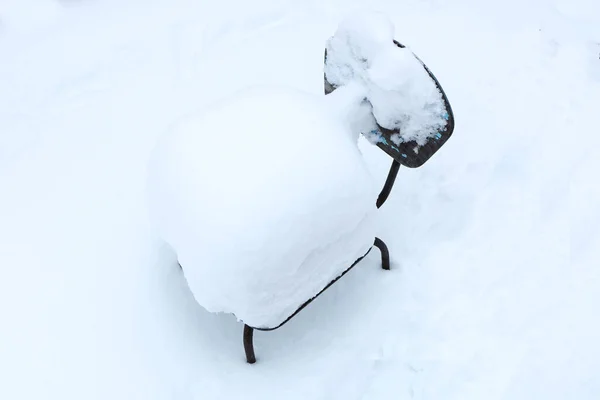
top-left (324, 40), bottom-right (455, 168)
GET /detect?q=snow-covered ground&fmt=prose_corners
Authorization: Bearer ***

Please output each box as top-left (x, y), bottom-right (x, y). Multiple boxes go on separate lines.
top-left (1, 0), bottom-right (599, 399)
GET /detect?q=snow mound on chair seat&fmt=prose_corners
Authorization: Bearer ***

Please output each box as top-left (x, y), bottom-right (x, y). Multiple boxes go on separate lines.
top-left (146, 86), bottom-right (379, 328)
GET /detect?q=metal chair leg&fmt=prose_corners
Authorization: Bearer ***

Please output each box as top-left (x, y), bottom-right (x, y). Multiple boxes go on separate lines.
top-left (243, 324), bottom-right (256, 364)
top-left (376, 160), bottom-right (401, 209)
top-left (374, 237), bottom-right (390, 270)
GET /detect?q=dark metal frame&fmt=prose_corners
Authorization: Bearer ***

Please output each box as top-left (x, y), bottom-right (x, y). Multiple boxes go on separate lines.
top-left (242, 160), bottom-right (399, 364)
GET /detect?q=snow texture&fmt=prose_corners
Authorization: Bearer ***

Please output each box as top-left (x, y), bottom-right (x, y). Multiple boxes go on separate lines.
top-left (147, 86), bottom-right (378, 328)
top-left (1, 1), bottom-right (599, 399)
top-left (325, 11), bottom-right (447, 145)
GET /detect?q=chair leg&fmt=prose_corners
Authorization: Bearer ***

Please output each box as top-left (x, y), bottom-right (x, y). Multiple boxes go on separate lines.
top-left (243, 324), bottom-right (256, 364)
top-left (374, 237), bottom-right (390, 270)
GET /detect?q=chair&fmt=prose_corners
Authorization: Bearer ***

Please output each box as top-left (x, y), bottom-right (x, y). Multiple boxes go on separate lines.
top-left (241, 40), bottom-right (455, 363)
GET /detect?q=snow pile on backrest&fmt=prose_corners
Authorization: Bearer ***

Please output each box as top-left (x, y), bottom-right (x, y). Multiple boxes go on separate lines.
top-left (325, 11), bottom-right (447, 146)
top-left (147, 86), bottom-right (378, 328)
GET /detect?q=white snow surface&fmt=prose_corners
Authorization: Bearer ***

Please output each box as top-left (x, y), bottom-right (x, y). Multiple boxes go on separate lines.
top-left (1, 1), bottom-right (599, 399)
top-left (147, 86), bottom-right (378, 328)
top-left (325, 11), bottom-right (447, 145)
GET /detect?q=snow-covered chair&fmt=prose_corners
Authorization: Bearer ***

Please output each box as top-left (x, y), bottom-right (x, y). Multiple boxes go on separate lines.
top-left (239, 40), bottom-right (454, 364)
top-left (147, 15), bottom-right (454, 364)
